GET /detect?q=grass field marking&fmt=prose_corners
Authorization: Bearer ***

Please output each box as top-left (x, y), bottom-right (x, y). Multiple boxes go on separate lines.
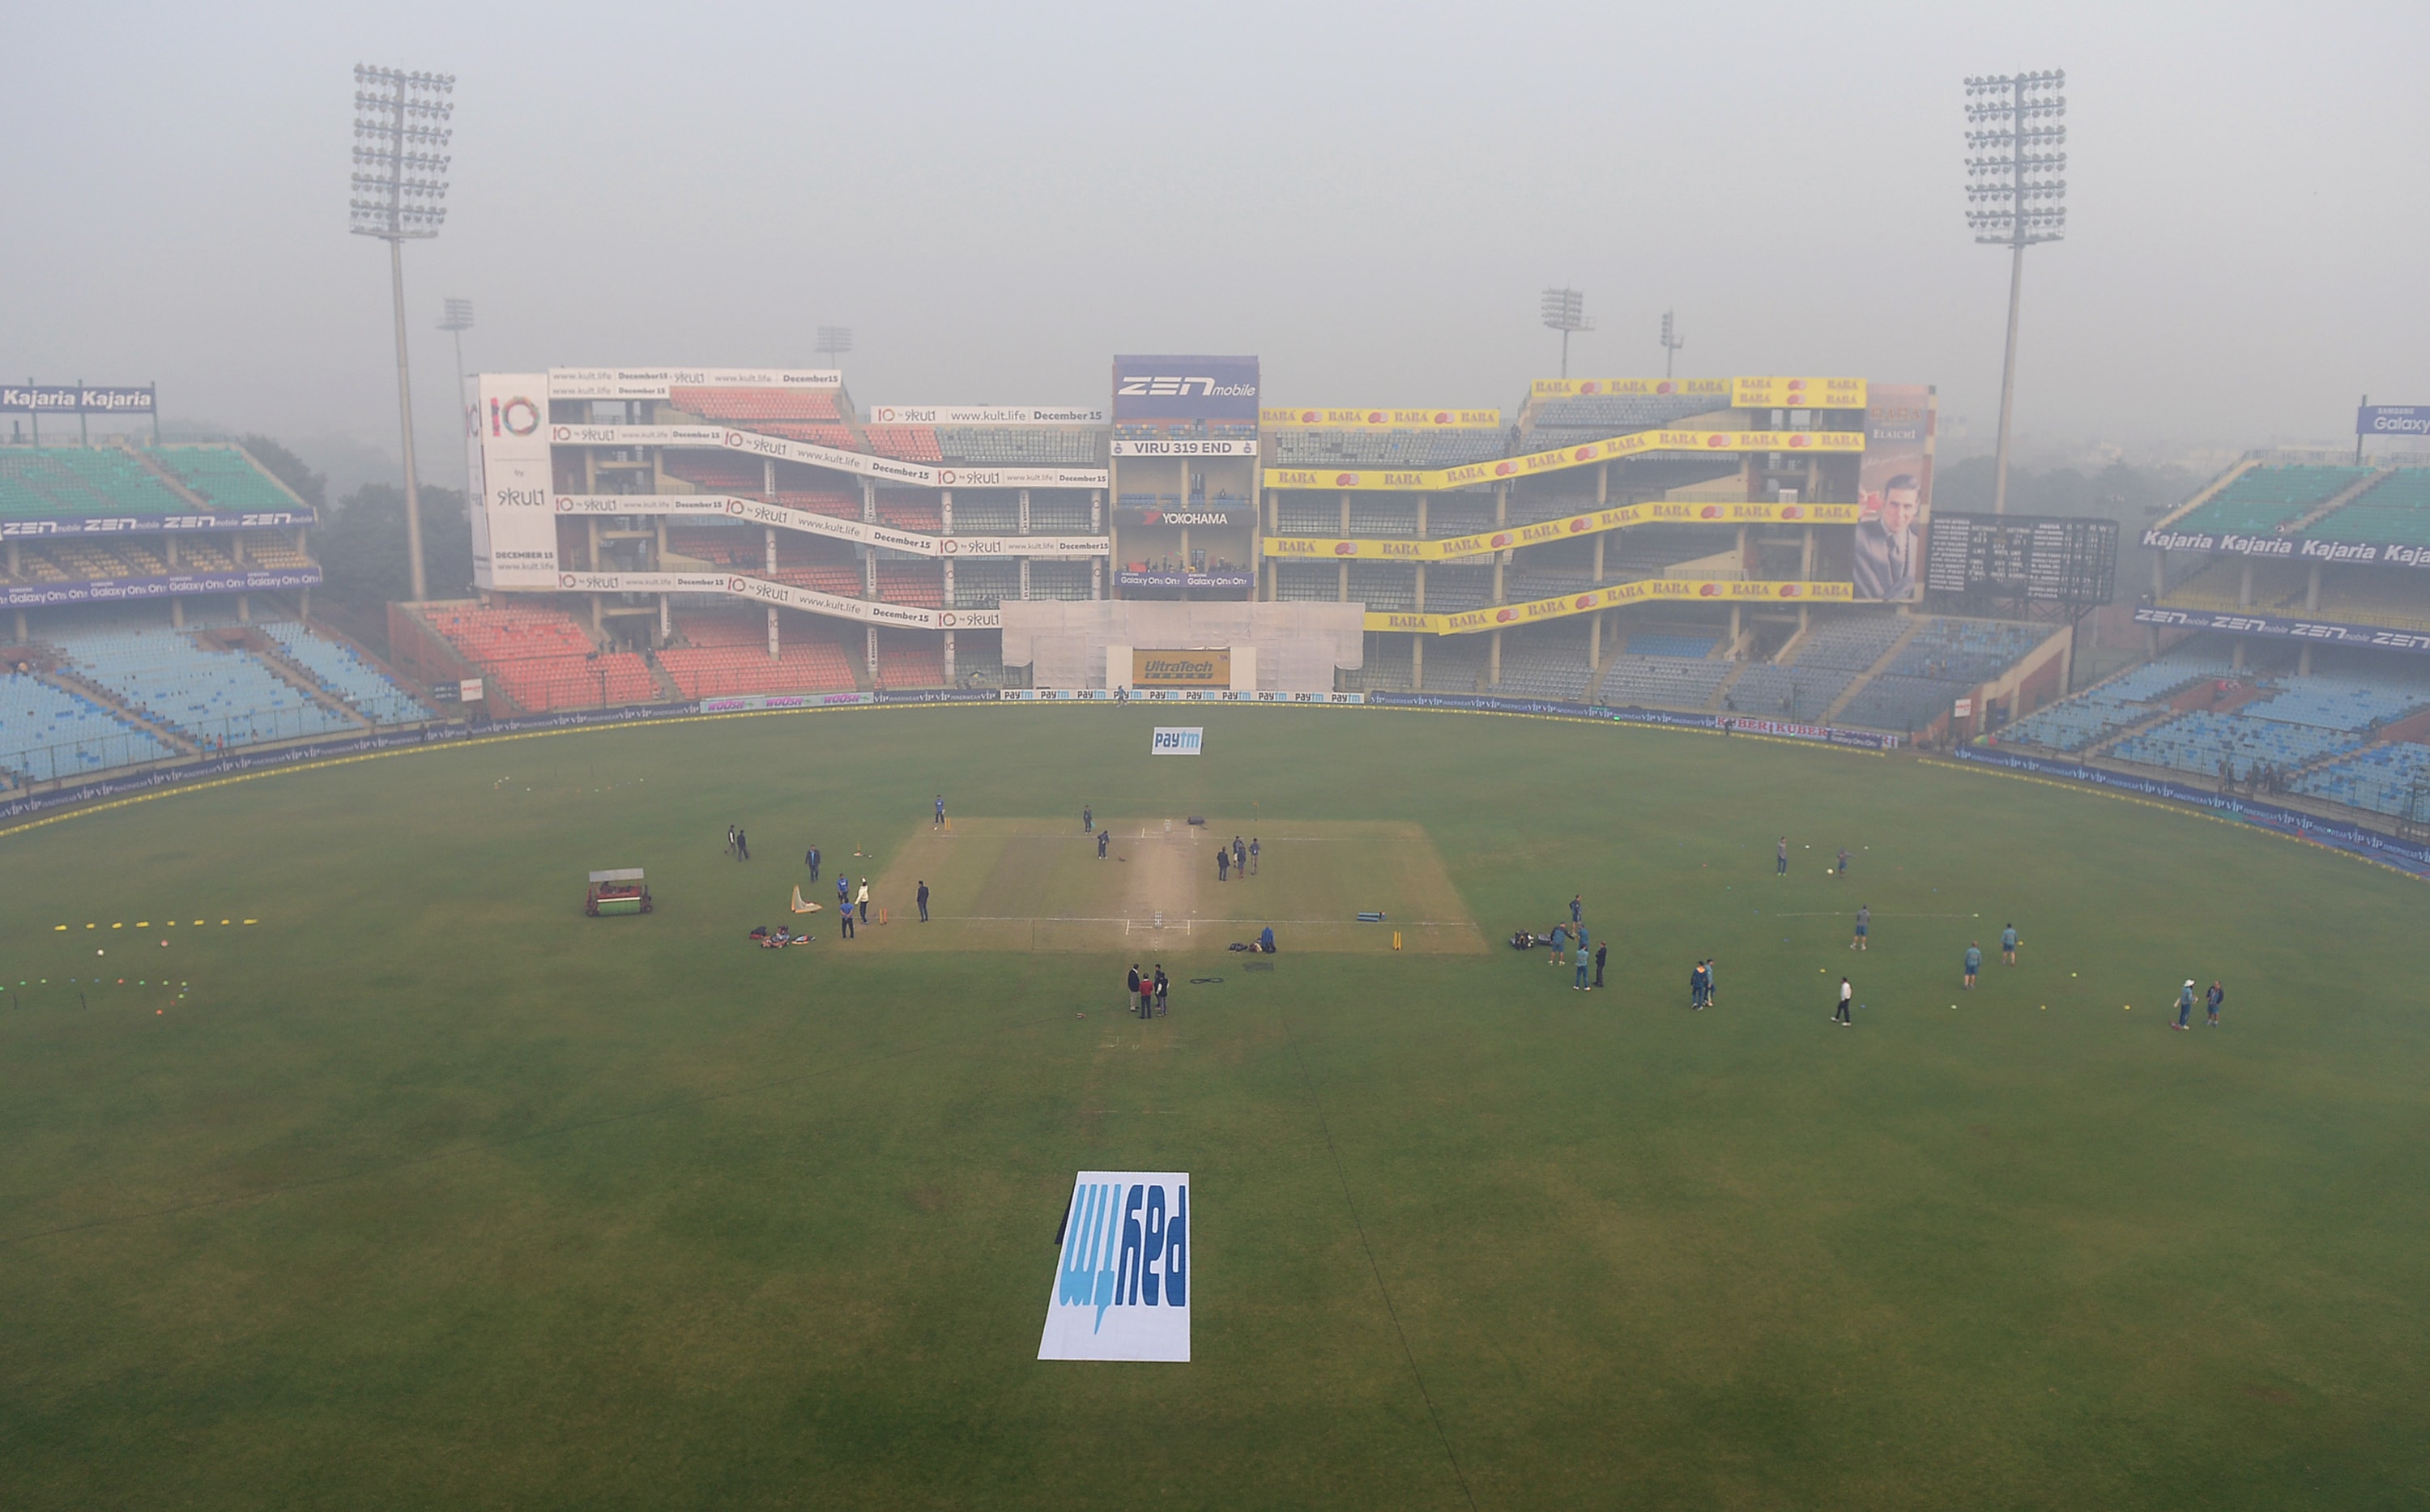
top-left (1920, 756), bottom-right (2430, 885)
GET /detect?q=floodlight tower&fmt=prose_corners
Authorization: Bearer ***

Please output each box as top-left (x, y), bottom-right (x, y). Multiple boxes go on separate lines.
top-left (1541, 288), bottom-right (1591, 379)
top-left (816, 326), bottom-right (854, 368)
top-left (1660, 309), bottom-right (1685, 378)
top-left (1965, 69), bottom-right (2067, 515)
top-left (440, 299), bottom-right (475, 487)
top-left (352, 63), bottom-right (455, 601)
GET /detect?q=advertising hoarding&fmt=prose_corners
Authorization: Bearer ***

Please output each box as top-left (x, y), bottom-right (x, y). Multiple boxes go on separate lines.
top-left (1132, 650), bottom-right (1230, 687)
top-left (548, 368), bottom-right (840, 398)
top-left (1111, 356), bottom-right (1260, 421)
top-left (2356, 406), bottom-right (2430, 440)
top-left (865, 405), bottom-right (1107, 425)
top-left (1527, 377), bottom-right (1733, 401)
top-left (1040, 1172), bottom-right (1191, 1361)
top-left (0, 384), bottom-right (156, 414)
top-left (1259, 407), bottom-right (1501, 429)
top-left (470, 373), bottom-right (558, 590)
top-left (1851, 385), bottom-right (1935, 603)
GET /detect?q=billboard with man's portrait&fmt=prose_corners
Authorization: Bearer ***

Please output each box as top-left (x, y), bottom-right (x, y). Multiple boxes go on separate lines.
top-left (1851, 385), bottom-right (1936, 603)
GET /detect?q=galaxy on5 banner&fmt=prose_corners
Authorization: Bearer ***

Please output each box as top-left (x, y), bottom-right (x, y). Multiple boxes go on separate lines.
top-left (471, 373), bottom-right (558, 590)
top-left (1112, 356), bottom-right (1260, 422)
top-left (1851, 385), bottom-right (1936, 603)
top-left (1040, 1173), bottom-right (1190, 1362)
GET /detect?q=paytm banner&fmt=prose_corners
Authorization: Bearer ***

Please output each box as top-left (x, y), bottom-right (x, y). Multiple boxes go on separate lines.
top-left (2358, 406), bottom-right (2430, 440)
top-left (1149, 726), bottom-right (1204, 755)
top-left (1040, 1173), bottom-right (1190, 1362)
top-left (1112, 355), bottom-right (1259, 421)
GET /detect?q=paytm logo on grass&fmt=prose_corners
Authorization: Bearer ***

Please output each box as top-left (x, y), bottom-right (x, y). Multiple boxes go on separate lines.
top-left (1039, 1173), bottom-right (1191, 1362)
top-left (1149, 726), bottom-right (1204, 756)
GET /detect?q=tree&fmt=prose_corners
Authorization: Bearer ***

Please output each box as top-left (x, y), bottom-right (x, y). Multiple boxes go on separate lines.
top-left (235, 434), bottom-right (327, 510)
top-left (318, 483), bottom-right (475, 608)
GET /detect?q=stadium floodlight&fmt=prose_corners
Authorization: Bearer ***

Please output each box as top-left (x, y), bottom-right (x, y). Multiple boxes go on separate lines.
top-left (438, 296), bottom-right (474, 377)
top-left (352, 62), bottom-right (456, 601)
top-left (1660, 309), bottom-right (1686, 379)
top-left (1965, 69), bottom-right (2067, 514)
top-left (1541, 288), bottom-right (1591, 379)
top-left (816, 326), bottom-right (854, 367)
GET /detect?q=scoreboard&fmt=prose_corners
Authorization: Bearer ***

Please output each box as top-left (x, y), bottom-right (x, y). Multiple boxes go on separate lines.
top-left (1924, 513), bottom-right (2117, 605)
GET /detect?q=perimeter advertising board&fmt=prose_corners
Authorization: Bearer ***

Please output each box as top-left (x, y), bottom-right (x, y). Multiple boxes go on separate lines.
top-left (1132, 650), bottom-right (1230, 687)
top-left (0, 384), bottom-right (156, 414)
top-left (1111, 356), bottom-right (1260, 421)
top-left (2357, 406), bottom-right (2430, 440)
top-left (866, 405), bottom-right (1107, 424)
top-left (1040, 1172), bottom-right (1190, 1361)
top-left (469, 373), bottom-right (560, 590)
top-left (548, 368), bottom-right (841, 398)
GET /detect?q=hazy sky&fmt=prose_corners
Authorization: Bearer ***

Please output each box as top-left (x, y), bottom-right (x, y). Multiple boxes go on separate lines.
top-left (5, 0), bottom-right (2424, 476)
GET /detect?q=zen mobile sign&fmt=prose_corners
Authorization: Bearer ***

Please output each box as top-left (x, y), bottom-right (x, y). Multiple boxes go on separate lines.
top-left (1111, 355), bottom-right (1260, 421)
top-left (1, 384), bottom-right (156, 414)
top-left (1040, 1172), bottom-right (1190, 1362)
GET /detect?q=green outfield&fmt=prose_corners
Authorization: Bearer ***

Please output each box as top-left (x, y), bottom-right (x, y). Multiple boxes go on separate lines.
top-left (2, 705), bottom-right (2425, 1510)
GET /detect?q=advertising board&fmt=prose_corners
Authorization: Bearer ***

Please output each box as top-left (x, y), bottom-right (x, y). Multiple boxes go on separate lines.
top-left (865, 405), bottom-right (1107, 425)
top-left (1109, 437), bottom-right (1256, 458)
top-left (0, 384), bottom-right (156, 414)
top-left (1111, 356), bottom-right (1260, 421)
top-left (1148, 728), bottom-right (1204, 756)
top-left (470, 373), bottom-right (559, 590)
top-left (1132, 650), bottom-right (1230, 688)
top-left (1260, 407), bottom-right (1501, 428)
top-left (1039, 1172), bottom-right (1191, 1362)
top-left (2356, 406), bottom-right (2430, 440)
top-left (548, 368), bottom-right (841, 398)
top-left (1852, 384), bottom-right (1936, 602)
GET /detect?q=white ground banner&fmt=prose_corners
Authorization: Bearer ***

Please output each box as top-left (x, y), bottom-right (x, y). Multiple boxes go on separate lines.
top-left (1149, 727), bottom-right (1204, 755)
top-left (1040, 1172), bottom-right (1190, 1362)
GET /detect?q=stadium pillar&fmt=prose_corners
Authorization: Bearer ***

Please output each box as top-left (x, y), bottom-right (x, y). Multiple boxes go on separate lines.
top-left (1090, 489), bottom-right (1102, 535)
top-left (2232, 638), bottom-right (2245, 675)
top-left (591, 594), bottom-right (603, 632)
top-left (1412, 633), bottom-right (1424, 690)
top-left (164, 535), bottom-right (179, 569)
top-left (237, 595), bottom-right (249, 624)
top-left (654, 519), bottom-right (667, 568)
top-left (867, 624), bottom-right (879, 680)
top-left (12, 609), bottom-right (23, 643)
top-left (659, 594), bottom-right (670, 642)
top-left (1018, 488), bottom-right (1030, 534)
top-left (1092, 559), bottom-right (1104, 599)
top-left (2238, 560), bottom-right (2253, 609)
top-left (1800, 526), bottom-right (1814, 632)
top-left (768, 606), bottom-right (779, 659)
top-left (2306, 562), bottom-right (2322, 613)
top-left (4, 543), bottom-right (14, 577)
top-left (1588, 613), bottom-right (1600, 671)
top-left (765, 526), bottom-right (777, 575)
top-left (2299, 645), bottom-right (2313, 675)
top-left (170, 597), bottom-right (184, 629)
top-left (1019, 559), bottom-right (1031, 601)
top-left (1730, 605), bottom-right (1742, 658)
top-left (944, 630), bottom-right (957, 684)
top-left (941, 490), bottom-right (953, 534)
top-left (1414, 561), bottom-right (1426, 611)
top-left (586, 518), bottom-right (599, 572)
top-left (863, 478), bottom-right (877, 526)
top-left (1490, 628), bottom-right (1502, 687)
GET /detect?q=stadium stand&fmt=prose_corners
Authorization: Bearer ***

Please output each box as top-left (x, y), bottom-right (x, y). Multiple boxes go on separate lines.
top-left (874, 562), bottom-right (944, 607)
top-left (148, 445), bottom-right (300, 510)
top-left (0, 669), bottom-right (181, 783)
top-left (665, 387), bottom-right (842, 423)
top-left (876, 492), bottom-right (943, 532)
top-left (2167, 464), bottom-right (2364, 536)
top-left (0, 448), bottom-right (189, 518)
top-left (1494, 632), bottom-right (1595, 701)
top-left (1273, 497), bottom-right (1339, 536)
top-left (874, 631), bottom-right (945, 689)
top-left (755, 423), bottom-right (859, 449)
top-left (1885, 619), bottom-right (2048, 684)
top-left (1273, 562), bottom-right (1337, 602)
top-left (1270, 430), bottom-right (1507, 468)
top-left (2003, 650), bottom-right (2237, 752)
top-left (2316, 573), bottom-right (2430, 633)
top-left (1422, 565), bottom-right (1494, 612)
top-left (1347, 562), bottom-right (1416, 611)
top-left (1620, 628), bottom-right (1720, 660)
top-left (864, 425), bottom-right (943, 463)
top-left (1028, 493), bottom-right (1095, 533)
top-left (420, 603), bottom-right (657, 713)
top-left (955, 634), bottom-right (1005, 687)
top-left (257, 622), bottom-right (428, 724)
top-left (953, 560), bottom-right (1018, 609)
top-left (663, 453), bottom-right (766, 492)
top-left (49, 624), bottom-right (357, 747)
top-left (2294, 741), bottom-right (2430, 817)
top-left (2304, 467), bottom-right (2430, 547)
top-left (1788, 613), bottom-right (1906, 671)
top-left (1599, 654), bottom-right (1735, 709)
top-left (2160, 560), bottom-right (2310, 613)
top-left (1726, 664), bottom-right (1856, 720)
top-left (950, 494), bottom-right (1020, 535)
top-left (2111, 709), bottom-right (2369, 777)
top-left (1424, 499), bottom-right (1495, 539)
top-left (775, 488), bottom-right (863, 522)
top-left (936, 428), bottom-right (1103, 466)
top-left (656, 612), bottom-right (858, 699)
top-left (1421, 635), bottom-right (1488, 693)
top-left (1347, 497), bottom-right (1418, 537)
top-left (1526, 393), bottom-right (1730, 432)
top-left (1025, 560), bottom-right (1094, 601)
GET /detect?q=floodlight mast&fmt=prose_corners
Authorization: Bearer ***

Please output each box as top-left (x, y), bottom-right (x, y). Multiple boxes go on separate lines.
top-left (1965, 69), bottom-right (2067, 515)
top-left (351, 64), bottom-right (454, 601)
top-left (1541, 288), bottom-right (1591, 380)
top-left (1660, 309), bottom-right (1685, 379)
top-left (816, 326), bottom-right (854, 368)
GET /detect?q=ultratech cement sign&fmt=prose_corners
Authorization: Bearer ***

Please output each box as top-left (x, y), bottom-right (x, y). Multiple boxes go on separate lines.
top-left (1132, 649), bottom-right (1229, 687)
